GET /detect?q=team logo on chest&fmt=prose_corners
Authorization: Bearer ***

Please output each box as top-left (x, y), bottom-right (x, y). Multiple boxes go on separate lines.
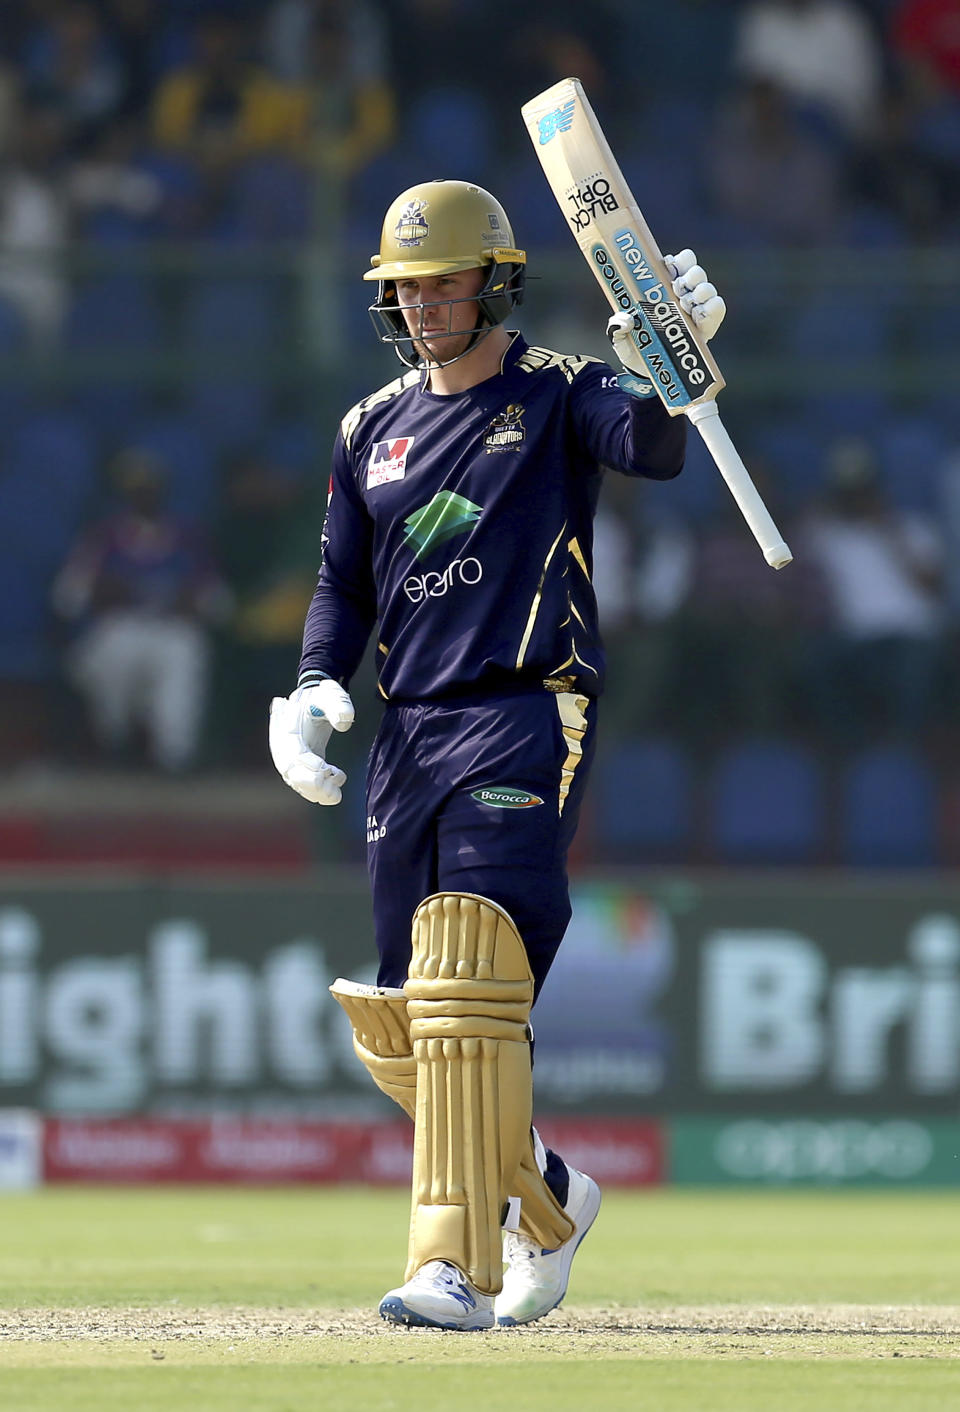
top-left (484, 404), bottom-right (526, 452)
top-left (367, 435), bottom-right (415, 488)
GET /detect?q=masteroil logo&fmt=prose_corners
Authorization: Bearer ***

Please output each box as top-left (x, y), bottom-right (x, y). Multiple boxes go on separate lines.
top-left (471, 787), bottom-right (544, 809)
top-left (403, 490), bottom-right (482, 560)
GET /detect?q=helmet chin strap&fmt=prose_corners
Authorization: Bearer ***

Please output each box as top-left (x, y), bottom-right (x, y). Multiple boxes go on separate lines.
top-left (400, 322), bottom-right (495, 372)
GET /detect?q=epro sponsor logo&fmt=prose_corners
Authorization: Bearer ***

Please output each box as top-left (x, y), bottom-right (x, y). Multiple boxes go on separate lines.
top-left (403, 556), bottom-right (482, 604)
top-left (367, 436), bottom-right (414, 488)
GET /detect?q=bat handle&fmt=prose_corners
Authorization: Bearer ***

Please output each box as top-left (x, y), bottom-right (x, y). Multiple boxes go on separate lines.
top-left (686, 400), bottom-right (793, 570)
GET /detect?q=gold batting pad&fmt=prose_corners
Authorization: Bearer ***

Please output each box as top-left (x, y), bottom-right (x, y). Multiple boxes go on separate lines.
top-left (404, 892), bottom-right (535, 1295)
top-left (329, 974), bottom-right (575, 1255)
top-left (329, 979), bottom-right (416, 1117)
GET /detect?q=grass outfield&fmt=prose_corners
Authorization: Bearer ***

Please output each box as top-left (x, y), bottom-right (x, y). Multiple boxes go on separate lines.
top-left (1, 1186), bottom-right (958, 1410)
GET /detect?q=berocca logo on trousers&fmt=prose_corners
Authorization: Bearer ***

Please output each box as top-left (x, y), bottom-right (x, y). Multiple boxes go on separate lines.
top-left (471, 787), bottom-right (544, 809)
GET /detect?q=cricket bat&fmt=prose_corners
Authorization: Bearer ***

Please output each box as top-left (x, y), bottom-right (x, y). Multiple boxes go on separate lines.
top-left (521, 77), bottom-right (792, 569)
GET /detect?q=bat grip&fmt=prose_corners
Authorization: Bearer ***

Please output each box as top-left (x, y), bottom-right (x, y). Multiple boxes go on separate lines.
top-left (686, 400), bottom-right (793, 570)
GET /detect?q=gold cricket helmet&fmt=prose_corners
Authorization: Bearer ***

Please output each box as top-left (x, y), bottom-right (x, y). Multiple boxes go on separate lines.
top-left (365, 179), bottom-right (526, 364)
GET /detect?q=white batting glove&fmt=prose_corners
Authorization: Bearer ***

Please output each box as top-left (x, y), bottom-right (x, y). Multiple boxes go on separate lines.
top-left (664, 249), bottom-right (726, 341)
top-left (269, 679), bottom-right (354, 805)
top-left (606, 310), bottom-right (656, 394)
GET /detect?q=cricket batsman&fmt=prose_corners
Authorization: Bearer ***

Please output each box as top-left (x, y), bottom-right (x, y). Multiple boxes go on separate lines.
top-left (270, 180), bottom-right (725, 1329)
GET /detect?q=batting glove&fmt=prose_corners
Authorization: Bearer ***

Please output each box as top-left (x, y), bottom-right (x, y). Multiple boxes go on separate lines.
top-left (664, 248), bottom-right (726, 341)
top-left (606, 309), bottom-right (654, 389)
top-left (269, 678), bottom-right (354, 805)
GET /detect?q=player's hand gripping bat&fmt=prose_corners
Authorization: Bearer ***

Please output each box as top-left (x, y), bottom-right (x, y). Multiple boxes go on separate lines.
top-left (522, 77), bottom-right (792, 570)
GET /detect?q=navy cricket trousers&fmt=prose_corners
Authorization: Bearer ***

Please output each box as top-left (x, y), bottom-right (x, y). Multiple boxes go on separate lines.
top-left (366, 688), bottom-right (596, 1000)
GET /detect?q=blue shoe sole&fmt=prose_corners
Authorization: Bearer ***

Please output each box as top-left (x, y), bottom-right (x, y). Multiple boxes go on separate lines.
top-left (379, 1296), bottom-right (492, 1331)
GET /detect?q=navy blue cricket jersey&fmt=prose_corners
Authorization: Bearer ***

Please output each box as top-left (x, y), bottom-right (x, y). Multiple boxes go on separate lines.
top-left (299, 333), bottom-right (685, 700)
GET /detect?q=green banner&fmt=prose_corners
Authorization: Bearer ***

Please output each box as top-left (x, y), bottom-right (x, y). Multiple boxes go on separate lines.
top-left (670, 1116), bottom-right (960, 1185)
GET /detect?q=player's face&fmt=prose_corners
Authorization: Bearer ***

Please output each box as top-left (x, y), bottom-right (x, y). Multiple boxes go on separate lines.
top-left (395, 268), bottom-right (486, 363)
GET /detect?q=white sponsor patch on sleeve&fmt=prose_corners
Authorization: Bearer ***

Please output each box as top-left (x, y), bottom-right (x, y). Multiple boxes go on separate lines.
top-left (367, 435), bottom-right (415, 488)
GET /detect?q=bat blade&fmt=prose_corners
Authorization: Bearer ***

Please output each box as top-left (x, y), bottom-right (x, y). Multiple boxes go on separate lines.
top-left (521, 77), bottom-right (723, 414)
top-left (522, 77), bottom-right (792, 569)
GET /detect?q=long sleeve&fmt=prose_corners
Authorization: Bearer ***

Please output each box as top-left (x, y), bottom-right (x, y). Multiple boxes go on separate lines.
top-left (298, 435), bottom-right (377, 687)
top-left (568, 365), bottom-right (686, 480)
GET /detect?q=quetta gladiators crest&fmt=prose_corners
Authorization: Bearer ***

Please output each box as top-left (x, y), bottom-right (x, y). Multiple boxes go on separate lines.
top-left (395, 199), bottom-right (429, 247)
top-left (484, 404), bottom-right (526, 451)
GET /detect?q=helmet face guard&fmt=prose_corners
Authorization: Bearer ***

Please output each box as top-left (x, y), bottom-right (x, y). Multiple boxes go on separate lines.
top-left (363, 180), bottom-right (526, 368)
top-left (367, 255), bottom-right (526, 368)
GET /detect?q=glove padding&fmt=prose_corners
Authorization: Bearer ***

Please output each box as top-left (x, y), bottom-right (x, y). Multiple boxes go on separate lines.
top-left (606, 247), bottom-right (726, 380)
top-left (269, 679), bottom-right (354, 805)
top-left (665, 248), bottom-right (726, 342)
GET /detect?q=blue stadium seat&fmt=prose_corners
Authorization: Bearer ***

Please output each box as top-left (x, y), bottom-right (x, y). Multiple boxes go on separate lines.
top-left (649, 418), bottom-right (724, 523)
top-left (709, 737), bottom-right (825, 865)
top-left (0, 552), bottom-right (53, 680)
top-left (128, 413), bottom-right (217, 523)
top-left (7, 410), bottom-right (97, 531)
top-left (593, 737), bottom-right (694, 861)
top-left (840, 745), bottom-right (938, 867)
top-left (406, 88), bottom-right (493, 184)
top-left (264, 419), bottom-right (320, 481)
top-left (874, 413), bottom-right (948, 513)
top-left (234, 157), bottom-right (313, 243)
top-left (749, 418), bottom-right (827, 508)
top-left (184, 280), bottom-right (280, 350)
top-left (65, 275), bottom-right (162, 350)
top-left (186, 380), bottom-right (270, 452)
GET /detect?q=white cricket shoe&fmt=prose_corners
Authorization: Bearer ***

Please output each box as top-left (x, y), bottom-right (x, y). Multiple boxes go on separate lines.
top-left (379, 1259), bottom-right (495, 1331)
top-left (495, 1165), bottom-right (601, 1327)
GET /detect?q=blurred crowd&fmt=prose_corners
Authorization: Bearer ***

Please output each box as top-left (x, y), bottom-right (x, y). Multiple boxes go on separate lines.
top-left (0, 0), bottom-right (959, 864)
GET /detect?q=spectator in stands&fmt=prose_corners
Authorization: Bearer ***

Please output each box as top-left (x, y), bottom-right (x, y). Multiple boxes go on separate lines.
top-left (22, 1), bottom-right (127, 155)
top-left (278, 0), bottom-right (396, 180)
top-left (852, 84), bottom-right (958, 240)
top-left (66, 117), bottom-right (164, 240)
top-left (799, 437), bottom-right (947, 745)
top-left (733, 0), bottom-right (884, 136)
top-left (0, 97), bottom-right (70, 350)
top-left (214, 450), bottom-right (323, 763)
top-left (706, 78), bottom-right (846, 244)
top-left (52, 447), bottom-right (230, 773)
top-left (891, 0), bottom-right (960, 95)
top-left (593, 476), bottom-right (694, 740)
top-left (152, 8), bottom-right (302, 164)
top-left (665, 462), bottom-right (827, 742)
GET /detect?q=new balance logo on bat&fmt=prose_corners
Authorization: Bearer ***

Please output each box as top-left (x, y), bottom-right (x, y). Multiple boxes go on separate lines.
top-left (538, 100), bottom-right (575, 144)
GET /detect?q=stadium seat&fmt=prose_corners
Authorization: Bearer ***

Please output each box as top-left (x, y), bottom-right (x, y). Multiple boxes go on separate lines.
top-left (186, 380), bottom-right (270, 453)
top-left (874, 413), bottom-right (948, 514)
top-left (406, 87), bottom-right (493, 185)
top-left (264, 419), bottom-right (320, 481)
top-left (128, 413), bottom-right (218, 523)
top-left (840, 744), bottom-right (938, 868)
top-left (709, 736), bottom-right (825, 865)
top-left (0, 551), bottom-right (53, 680)
top-left (233, 157), bottom-right (313, 244)
top-left (6, 410), bottom-right (97, 550)
top-left (65, 274), bottom-right (162, 351)
top-left (593, 737), bottom-right (694, 862)
top-left (183, 280), bottom-right (280, 351)
top-left (749, 418), bottom-right (827, 508)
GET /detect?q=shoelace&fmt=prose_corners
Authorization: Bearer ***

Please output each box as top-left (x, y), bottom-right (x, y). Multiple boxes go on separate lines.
top-left (503, 1232), bottom-right (539, 1276)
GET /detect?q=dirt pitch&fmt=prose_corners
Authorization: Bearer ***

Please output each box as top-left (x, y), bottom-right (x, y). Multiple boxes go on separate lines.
top-left (3, 1305), bottom-right (959, 1361)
